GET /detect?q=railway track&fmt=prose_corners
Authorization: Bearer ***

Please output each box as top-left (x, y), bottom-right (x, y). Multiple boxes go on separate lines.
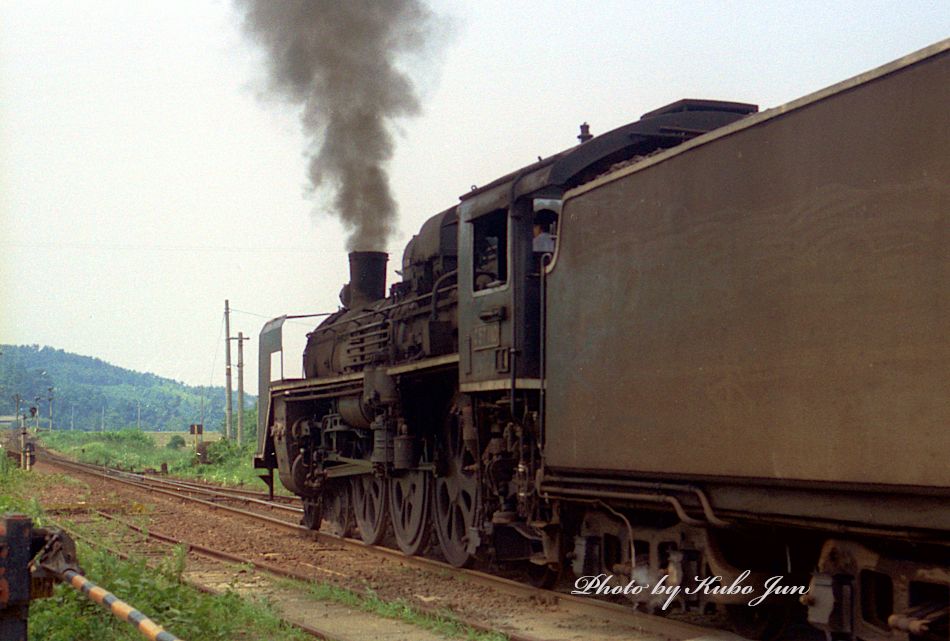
top-left (110, 468), bottom-right (303, 514)
top-left (41, 451), bottom-right (748, 641)
top-left (56, 517), bottom-right (358, 641)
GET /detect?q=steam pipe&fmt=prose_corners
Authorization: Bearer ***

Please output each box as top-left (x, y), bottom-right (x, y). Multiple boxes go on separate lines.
top-left (429, 269), bottom-right (458, 321)
top-left (539, 485), bottom-right (706, 527)
top-left (541, 474), bottom-right (729, 527)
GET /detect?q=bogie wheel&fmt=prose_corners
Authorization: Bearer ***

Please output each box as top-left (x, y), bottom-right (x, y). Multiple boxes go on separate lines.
top-left (351, 474), bottom-right (388, 545)
top-left (323, 480), bottom-right (354, 538)
top-left (389, 470), bottom-right (432, 555)
top-left (434, 397), bottom-right (479, 567)
top-left (301, 498), bottom-right (322, 530)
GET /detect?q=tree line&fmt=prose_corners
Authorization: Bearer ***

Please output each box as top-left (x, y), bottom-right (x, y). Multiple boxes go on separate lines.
top-left (0, 344), bottom-right (256, 432)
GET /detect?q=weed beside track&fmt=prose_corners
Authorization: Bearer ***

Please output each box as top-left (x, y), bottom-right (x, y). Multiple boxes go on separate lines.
top-left (40, 430), bottom-right (267, 487)
top-left (0, 457), bottom-right (307, 641)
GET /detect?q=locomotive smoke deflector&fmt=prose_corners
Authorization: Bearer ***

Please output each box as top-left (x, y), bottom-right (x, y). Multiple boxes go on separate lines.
top-left (344, 251), bottom-right (388, 309)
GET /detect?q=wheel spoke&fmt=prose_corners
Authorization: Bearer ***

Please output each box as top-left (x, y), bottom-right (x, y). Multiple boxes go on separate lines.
top-left (352, 475), bottom-right (388, 545)
top-left (434, 395), bottom-right (479, 568)
top-left (389, 470), bottom-right (431, 556)
top-left (323, 481), bottom-right (352, 537)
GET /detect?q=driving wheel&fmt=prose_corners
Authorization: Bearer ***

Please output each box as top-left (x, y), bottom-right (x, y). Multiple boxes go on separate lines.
top-left (389, 470), bottom-right (431, 555)
top-left (323, 480), bottom-right (353, 537)
top-left (434, 397), bottom-right (479, 567)
top-left (351, 474), bottom-right (388, 545)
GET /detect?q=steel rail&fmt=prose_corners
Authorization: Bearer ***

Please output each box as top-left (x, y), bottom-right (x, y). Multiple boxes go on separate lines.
top-left (41, 451), bottom-right (289, 509)
top-left (42, 452), bottom-right (746, 641)
top-left (93, 510), bottom-right (549, 641)
top-left (111, 470), bottom-right (302, 514)
top-left (45, 455), bottom-right (307, 531)
top-left (55, 520), bottom-right (344, 641)
top-left (140, 476), bottom-right (298, 503)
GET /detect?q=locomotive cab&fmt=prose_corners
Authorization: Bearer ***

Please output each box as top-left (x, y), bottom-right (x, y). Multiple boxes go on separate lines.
top-left (458, 99), bottom-right (759, 391)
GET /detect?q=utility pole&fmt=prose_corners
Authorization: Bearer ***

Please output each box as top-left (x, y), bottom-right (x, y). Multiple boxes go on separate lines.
top-left (20, 415), bottom-right (27, 469)
top-left (236, 332), bottom-right (249, 445)
top-left (70, 405), bottom-right (74, 431)
top-left (137, 400), bottom-right (141, 430)
top-left (100, 405), bottom-right (105, 432)
top-left (24, 406), bottom-right (35, 471)
top-left (13, 394), bottom-right (25, 469)
top-left (48, 387), bottom-right (54, 431)
top-left (224, 299), bottom-right (233, 440)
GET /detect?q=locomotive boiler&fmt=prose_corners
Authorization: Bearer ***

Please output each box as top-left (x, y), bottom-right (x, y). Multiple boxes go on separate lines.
top-left (256, 40), bottom-right (950, 640)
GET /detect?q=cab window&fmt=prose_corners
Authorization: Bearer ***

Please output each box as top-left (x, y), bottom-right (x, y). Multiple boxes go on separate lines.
top-left (472, 209), bottom-right (507, 291)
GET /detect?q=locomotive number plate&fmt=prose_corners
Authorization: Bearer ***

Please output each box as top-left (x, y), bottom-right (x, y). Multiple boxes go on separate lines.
top-left (472, 322), bottom-right (501, 351)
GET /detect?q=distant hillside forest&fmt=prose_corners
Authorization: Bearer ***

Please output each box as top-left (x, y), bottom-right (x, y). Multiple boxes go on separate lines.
top-left (0, 344), bottom-right (255, 433)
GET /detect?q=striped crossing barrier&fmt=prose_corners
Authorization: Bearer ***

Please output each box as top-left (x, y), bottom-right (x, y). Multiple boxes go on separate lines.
top-left (63, 569), bottom-right (185, 641)
top-left (3, 513), bottom-right (187, 641)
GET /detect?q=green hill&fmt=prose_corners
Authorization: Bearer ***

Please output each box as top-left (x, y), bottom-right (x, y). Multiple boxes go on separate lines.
top-left (0, 344), bottom-right (254, 432)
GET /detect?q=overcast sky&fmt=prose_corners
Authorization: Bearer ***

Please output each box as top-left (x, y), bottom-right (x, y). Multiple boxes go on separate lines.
top-left (1, 1), bottom-right (947, 394)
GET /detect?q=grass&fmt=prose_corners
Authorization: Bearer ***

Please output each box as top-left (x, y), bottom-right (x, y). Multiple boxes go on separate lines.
top-left (289, 579), bottom-right (509, 641)
top-left (4, 446), bottom-right (508, 641)
top-left (0, 459), bottom-right (306, 641)
top-left (30, 545), bottom-right (310, 641)
top-left (1, 458), bottom-right (502, 641)
top-left (0, 454), bottom-right (46, 518)
top-left (147, 430), bottom-right (221, 448)
top-left (39, 429), bottom-right (267, 487)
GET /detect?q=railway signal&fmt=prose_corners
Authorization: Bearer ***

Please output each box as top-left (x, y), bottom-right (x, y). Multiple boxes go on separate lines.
top-left (189, 423), bottom-right (204, 461)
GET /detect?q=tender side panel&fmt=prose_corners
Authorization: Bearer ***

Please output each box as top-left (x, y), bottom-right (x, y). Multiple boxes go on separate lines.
top-left (544, 49), bottom-right (950, 487)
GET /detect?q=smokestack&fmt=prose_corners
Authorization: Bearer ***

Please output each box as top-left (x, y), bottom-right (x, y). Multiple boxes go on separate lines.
top-left (346, 251), bottom-right (388, 309)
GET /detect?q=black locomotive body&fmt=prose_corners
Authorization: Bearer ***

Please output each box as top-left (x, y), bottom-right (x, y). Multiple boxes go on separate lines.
top-left (256, 42), bottom-right (949, 640)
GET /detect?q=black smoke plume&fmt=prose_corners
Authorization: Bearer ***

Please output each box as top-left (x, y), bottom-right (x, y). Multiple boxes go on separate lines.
top-left (238, 0), bottom-right (436, 251)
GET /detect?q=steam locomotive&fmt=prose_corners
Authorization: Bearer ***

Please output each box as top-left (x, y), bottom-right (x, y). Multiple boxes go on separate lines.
top-left (256, 41), bottom-right (949, 640)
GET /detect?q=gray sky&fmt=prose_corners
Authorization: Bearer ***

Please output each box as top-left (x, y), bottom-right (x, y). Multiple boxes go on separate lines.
top-left (1, 0), bottom-right (947, 394)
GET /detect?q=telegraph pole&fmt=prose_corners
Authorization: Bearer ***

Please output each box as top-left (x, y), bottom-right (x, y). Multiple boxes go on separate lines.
top-left (224, 300), bottom-right (233, 440)
top-left (48, 387), bottom-right (54, 431)
top-left (13, 394), bottom-right (25, 469)
top-left (236, 332), bottom-right (249, 445)
top-left (137, 400), bottom-right (141, 430)
top-left (100, 406), bottom-right (105, 432)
